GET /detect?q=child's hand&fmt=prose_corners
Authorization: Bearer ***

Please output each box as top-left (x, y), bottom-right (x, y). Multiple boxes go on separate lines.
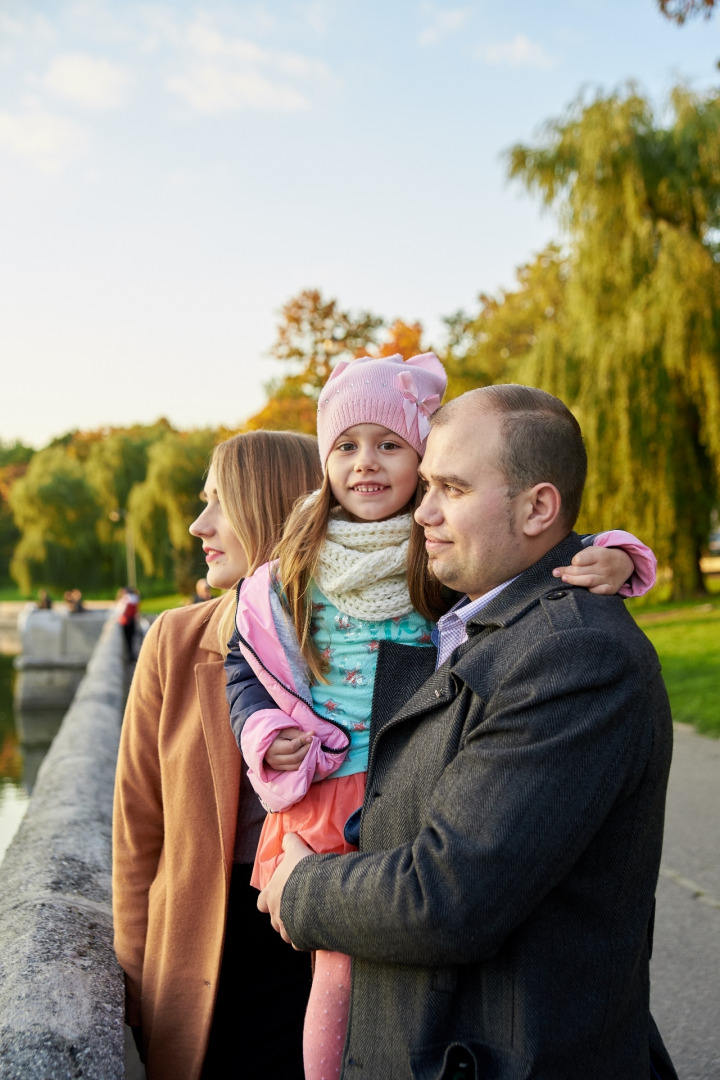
top-left (552, 546), bottom-right (634, 595)
top-left (264, 728), bottom-right (314, 772)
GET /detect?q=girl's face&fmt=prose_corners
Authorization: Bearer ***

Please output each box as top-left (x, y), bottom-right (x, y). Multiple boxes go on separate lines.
top-left (188, 464), bottom-right (249, 590)
top-left (326, 423), bottom-right (420, 523)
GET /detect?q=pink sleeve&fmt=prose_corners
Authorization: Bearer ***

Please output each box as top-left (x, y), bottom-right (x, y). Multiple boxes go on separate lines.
top-left (240, 708), bottom-right (349, 813)
top-left (592, 530), bottom-right (657, 597)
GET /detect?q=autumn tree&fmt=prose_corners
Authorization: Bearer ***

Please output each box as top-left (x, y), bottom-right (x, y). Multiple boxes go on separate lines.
top-left (657, 0), bottom-right (715, 23)
top-left (378, 319), bottom-right (426, 359)
top-left (506, 85), bottom-right (720, 597)
top-left (0, 440), bottom-right (34, 587)
top-left (270, 288), bottom-right (385, 392)
top-left (245, 289), bottom-right (384, 431)
top-left (243, 383), bottom-right (319, 435)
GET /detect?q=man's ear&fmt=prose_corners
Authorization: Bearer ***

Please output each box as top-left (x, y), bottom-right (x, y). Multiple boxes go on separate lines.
top-left (521, 482), bottom-right (562, 537)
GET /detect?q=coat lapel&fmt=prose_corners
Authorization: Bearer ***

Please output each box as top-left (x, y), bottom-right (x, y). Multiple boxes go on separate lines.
top-left (377, 534), bottom-right (586, 735)
top-left (194, 604), bottom-right (242, 872)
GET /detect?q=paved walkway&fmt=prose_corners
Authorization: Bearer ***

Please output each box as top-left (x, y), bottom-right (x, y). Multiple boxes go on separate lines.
top-left (650, 724), bottom-right (720, 1080)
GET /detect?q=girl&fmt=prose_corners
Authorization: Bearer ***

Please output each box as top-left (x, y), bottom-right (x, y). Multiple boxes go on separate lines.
top-left (224, 354), bottom-right (656, 1080)
top-left (113, 430), bottom-right (321, 1080)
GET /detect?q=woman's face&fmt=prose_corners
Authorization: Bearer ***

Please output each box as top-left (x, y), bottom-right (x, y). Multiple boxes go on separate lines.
top-left (189, 464), bottom-right (249, 590)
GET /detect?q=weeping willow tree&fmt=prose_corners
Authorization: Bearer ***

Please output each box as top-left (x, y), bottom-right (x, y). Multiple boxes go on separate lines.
top-left (129, 428), bottom-right (217, 593)
top-left (507, 85), bottom-right (720, 597)
top-left (8, 446), bottom-right (104, 594)
top-left (443, 245), bottom-right (570, 399)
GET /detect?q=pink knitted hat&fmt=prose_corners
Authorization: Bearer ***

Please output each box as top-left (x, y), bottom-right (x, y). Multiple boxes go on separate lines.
top-left (317, 352), bottom-right (447, 465)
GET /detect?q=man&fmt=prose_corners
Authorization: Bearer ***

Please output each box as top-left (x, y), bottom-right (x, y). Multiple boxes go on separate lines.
top-left (260, 385), bottom-right (677, 1079)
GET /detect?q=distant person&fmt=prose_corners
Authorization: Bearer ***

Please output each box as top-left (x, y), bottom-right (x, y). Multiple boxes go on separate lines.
top-left (192, 578), bottom-right (213, 603)
top-left (116, 586), bottom-right (140, 661)
top-left (113, 431), bottom-right (321, 1080)
top-left (259, 384), bottom-right (676, 1080)
top-left (63, 588), bottom-right (84, 613)
top-left (36, 590), bottom-right (53, 610)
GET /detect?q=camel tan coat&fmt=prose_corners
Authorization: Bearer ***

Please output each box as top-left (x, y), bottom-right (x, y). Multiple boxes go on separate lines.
top-left (113, 597), bottom-right (242, 1080)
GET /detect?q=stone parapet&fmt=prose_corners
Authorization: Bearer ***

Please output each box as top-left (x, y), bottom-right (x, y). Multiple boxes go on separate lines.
top-left (0, 615), bottom-right (126, 1079)
top-left (14, 608), bottom-right (111, 712)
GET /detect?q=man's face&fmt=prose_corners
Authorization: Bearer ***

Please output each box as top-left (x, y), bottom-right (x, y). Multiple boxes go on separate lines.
top-left (415, 404), bottom-right (528, 600)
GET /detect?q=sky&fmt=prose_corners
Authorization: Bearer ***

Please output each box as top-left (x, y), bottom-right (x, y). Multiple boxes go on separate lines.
top-left (1, 0), bottom-right (719, 449)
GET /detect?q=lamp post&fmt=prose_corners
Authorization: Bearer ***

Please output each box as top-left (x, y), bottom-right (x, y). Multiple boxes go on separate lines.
top-left (109, 509), bottom-right (137, 591)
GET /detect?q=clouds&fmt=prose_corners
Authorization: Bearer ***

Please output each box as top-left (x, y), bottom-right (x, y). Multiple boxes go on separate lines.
top-left (43, 53), bottom-right (134, 110)
top-left (164, 18), bottom-right (331, 114)
top-left (166, 66), bottom-right (311, 114)
top-left (0, 5), bottom-right (335, 175)
top-left (418, 7), bottom-right (471, 47)
top-left (0, 48), bottom-right (130, 173)
top-left (477, 34), bottom-right (555, 71)
top-left (416, 7), bottom-right (555, 74)
top-left (0, 108), bottom-right (88, 172)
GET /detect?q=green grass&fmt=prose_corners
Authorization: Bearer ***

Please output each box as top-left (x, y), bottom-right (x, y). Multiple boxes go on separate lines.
top-left (139, 593), bottom-right (188, 614)
top-left (0, 584), bottom-right (192, 610)
top-left (633, 600), bottom-right (720, 737)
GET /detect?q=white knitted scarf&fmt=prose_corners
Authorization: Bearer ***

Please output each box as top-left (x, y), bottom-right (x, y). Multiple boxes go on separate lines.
top-left (314, 511), bottom-right (413, 621)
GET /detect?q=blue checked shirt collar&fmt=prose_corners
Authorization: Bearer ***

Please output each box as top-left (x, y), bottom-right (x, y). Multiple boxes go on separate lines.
top-left (432, 579), bottom-right (516, 668)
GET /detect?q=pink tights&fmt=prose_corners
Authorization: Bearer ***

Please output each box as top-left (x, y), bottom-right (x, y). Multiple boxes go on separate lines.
top-left (303, 950), bottom-right (351, 1080)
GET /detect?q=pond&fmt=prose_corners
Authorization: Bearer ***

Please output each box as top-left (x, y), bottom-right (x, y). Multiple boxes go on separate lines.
top-left (0, 653), bottom-right (28, 863)
top-left (0, 652), bottom-right (64, 864)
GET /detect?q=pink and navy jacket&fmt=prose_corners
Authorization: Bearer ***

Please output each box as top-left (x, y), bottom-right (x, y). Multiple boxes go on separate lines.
top-left (226, 533), bottom-right (657, 814)
top-left (226, 562), bottom-right (352, 813)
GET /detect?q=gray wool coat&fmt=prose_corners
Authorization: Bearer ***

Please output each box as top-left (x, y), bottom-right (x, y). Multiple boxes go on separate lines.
top-left (281, 533), bottom-right (678, 1080)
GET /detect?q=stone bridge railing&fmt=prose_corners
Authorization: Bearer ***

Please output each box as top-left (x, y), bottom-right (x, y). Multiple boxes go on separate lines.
top-left (0, 614), bottom-right (128, 1079)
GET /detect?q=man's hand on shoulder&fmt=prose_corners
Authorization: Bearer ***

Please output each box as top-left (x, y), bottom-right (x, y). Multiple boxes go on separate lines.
top-left (257, 832), bottom-right (314, 945)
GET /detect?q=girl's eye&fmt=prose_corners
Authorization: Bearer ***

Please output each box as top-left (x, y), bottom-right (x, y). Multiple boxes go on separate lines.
top-left (336, 442), bottom-right (356, 452)
top-left (379, 441), bottom-right (400, 451)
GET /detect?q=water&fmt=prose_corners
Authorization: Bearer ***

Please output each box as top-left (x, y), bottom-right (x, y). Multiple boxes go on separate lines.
top-left (0, 652), bottom-right (28, 863)
top-left (0, 779), bottom-right (29, 864)
top-left (0, 652), bottom-right (64, 865)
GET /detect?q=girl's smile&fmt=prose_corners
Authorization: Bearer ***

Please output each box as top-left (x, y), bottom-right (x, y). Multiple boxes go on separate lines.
top-left (326, 423), bottom-right (420, 523)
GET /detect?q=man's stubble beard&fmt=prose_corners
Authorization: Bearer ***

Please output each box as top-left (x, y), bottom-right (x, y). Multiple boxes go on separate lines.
top-left (426, 553), bottom-right (458, 589)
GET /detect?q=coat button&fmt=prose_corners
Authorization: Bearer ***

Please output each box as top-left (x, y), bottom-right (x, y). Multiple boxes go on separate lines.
top-left (546, 590), bottom-right (567, 600)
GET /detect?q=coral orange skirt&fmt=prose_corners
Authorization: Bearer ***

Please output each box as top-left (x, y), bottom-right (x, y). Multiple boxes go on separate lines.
top-left (251, 771), bottom-right (366, 890)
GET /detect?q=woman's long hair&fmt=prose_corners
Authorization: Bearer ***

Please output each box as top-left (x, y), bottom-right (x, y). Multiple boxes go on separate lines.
top-left (275, 470), bottom-right (448, 684)
top-left (214, 430), bottom-right (322, 653)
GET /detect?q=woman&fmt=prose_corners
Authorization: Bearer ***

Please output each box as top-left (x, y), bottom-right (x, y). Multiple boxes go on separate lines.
top-left (113, 430), bottom-right (322, 1080)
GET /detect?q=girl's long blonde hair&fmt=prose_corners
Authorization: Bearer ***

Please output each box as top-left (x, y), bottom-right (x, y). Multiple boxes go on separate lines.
top-left (275, 472), bottom-right (448, 683)
top-left (214, 430), bottom-right (322, 652)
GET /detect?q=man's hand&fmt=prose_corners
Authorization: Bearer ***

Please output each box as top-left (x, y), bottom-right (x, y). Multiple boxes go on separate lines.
top-left (264, 728), bottom-right (314, 771)
top-left (257, 832), bottom-right (315, 944)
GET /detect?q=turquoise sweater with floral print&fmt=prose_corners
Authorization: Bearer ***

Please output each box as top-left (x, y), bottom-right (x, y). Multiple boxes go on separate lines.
top-left (309, 584), bottom-right (434, 778)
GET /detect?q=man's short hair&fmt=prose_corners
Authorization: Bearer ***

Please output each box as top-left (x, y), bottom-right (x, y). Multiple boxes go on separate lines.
top-left (432, 385), bottom-right (588, 528)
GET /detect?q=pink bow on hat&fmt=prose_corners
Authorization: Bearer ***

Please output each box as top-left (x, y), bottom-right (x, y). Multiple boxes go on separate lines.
top-left (397, 369), bottom-right (441, 442)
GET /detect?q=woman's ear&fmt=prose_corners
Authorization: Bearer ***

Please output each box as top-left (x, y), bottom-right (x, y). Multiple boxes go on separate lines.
top-left (521, 482), bottom-right (562, 537)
